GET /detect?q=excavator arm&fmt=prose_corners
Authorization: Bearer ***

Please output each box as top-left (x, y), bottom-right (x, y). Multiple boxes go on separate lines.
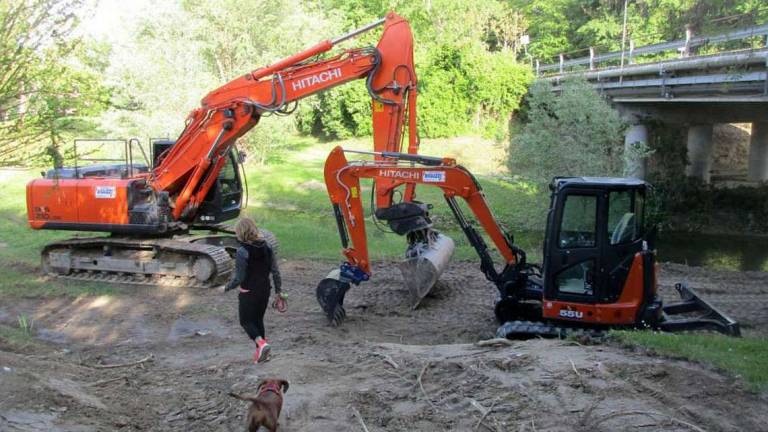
top-left (324, 146), bottom-right (520, 275)
top-left (150, 13), bottom-right (418, 221)
top-left (317, 146), bottom-right (530, 324)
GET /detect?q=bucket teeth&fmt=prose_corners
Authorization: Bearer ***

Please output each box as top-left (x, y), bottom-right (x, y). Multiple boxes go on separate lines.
top-left (330, 305), bottom-right (347, 327)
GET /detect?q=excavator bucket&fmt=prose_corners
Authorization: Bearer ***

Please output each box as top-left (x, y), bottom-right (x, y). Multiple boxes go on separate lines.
top-left (316, 269), bottom-right (350, 327)
top-left (658, 283), bottom-right (741, 336)
top-left (399, 234), bottom-right (455, 309)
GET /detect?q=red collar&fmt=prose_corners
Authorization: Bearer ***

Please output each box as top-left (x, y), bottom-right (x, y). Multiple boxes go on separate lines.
top-left (259, 382), bottom-right (283, 397)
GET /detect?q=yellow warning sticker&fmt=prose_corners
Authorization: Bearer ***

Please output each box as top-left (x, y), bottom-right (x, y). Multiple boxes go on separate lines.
top-left (373, 101), bottom-right (384, 113)
top-left (351, 187), bottom-right (358, 198)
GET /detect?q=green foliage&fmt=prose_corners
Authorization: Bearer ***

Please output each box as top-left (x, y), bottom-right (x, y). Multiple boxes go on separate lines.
top-left (0, 324), bottom-right (39, 352)
top-left (0, 0), bottom-right (111, 166)
top-left (3, 0), bottom-right (763, 167)
top-left (613, 330), bottom-right (768, 391)
top-left (296, 84), bottom-right (373, 139)
top-left (17, 314), bottom-right (33, 335)
top-left (520, 0), bottom-right (768, 64)
top-left (100, 0), bottom-right (340, 163)
top-left (301, 0), bottom-right (533, 141)
top-left (640, 122), bottom-right (768, 234)
top-left (508, 78), bottom-right (627, 184)
top-left (650, 178), bottom-right (768, 234)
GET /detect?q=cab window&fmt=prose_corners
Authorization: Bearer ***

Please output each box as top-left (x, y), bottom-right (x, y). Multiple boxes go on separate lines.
top-left (558, 195), bottom-right (597, 249)
top-left (607, 190), bottom-right (639, 245)
top-left (556, 259), bottom-right (595, 296)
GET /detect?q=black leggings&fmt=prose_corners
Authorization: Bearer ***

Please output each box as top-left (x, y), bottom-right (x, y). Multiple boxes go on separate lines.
top-left (238, 291), bottom-right (269, 340)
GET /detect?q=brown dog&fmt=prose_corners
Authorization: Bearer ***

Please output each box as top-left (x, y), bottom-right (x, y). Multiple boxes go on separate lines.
top-left (229, 378), bottom-right (289, 432)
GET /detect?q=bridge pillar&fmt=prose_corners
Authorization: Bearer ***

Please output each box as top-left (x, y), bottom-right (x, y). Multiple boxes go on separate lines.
top-left (624, 124), bottom-right (648, 179)
top-left (748, 122), bottom-right (768, 182)
top-left (685, 124), bottom-right (714, 183)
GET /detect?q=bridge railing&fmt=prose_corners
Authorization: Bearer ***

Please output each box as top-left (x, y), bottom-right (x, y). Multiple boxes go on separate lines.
top-left (537, 23), bottom-right (768, 76)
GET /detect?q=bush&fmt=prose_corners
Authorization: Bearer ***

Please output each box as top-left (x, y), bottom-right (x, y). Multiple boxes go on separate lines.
top-left (508, 77), bottom-right (629, 184)
top-left (298, 43), bottom-right (532, 141)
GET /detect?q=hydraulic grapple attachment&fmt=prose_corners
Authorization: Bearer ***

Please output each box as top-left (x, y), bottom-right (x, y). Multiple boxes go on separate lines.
top-left (399, 233), bottom-right (455, 309)
top-left (657, 283), bottom-right (740, 336)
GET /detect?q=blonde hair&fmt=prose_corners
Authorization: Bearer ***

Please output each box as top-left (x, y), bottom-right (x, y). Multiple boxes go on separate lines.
top-left (234, 217), bottom-right (261, 243)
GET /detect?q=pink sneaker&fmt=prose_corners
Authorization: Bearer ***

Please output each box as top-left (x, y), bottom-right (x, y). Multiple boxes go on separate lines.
top-left (254, 338), bottom-right (271, 363)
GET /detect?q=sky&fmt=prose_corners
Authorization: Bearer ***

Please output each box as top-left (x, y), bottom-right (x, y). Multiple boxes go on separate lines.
top-left (79, 0), bottom-right (154, 42)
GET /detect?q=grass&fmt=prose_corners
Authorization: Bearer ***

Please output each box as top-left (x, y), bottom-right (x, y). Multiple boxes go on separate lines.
top-left (17, 314), bottom-right (33, 335)
top-left (0, 323), bottom-right (39, 351)
top-left (613, 330), bottom-right (768, 392)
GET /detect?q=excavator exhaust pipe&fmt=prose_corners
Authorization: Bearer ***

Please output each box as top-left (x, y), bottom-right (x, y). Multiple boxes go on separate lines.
top-left (399, 233), bottom-right (455, 309)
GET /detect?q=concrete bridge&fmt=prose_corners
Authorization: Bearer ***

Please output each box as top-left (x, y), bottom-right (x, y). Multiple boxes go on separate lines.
top-left (537, 24), bottom-right (768, 182)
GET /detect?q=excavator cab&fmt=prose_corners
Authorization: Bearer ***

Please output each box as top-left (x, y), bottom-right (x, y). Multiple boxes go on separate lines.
top-left (542, 177), bottom-right (649, 306)
top-left (191, 148), bottom-right (245, 225)
top-left (152, 139), bottom-right (245, 226)
top-left (497, 176), bottom-right (739, 337)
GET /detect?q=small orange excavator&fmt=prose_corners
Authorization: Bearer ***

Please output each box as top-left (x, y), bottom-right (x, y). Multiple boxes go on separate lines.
top-left (317, 147), bottom-right (740, 337)
top-left (26, 13), bottom-right (424, 286)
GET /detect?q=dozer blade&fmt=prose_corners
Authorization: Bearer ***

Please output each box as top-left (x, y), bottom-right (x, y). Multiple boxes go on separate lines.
top-left (399, 233), bottom-right (455, 309)
top-left (659, 283), bottom-right (741, 336)
top-left (316, 269), bottom-right (350, 327)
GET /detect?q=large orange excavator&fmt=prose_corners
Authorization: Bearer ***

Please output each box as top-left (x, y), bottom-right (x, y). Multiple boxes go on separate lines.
top-left (318, 147), bottom-right (741, 337)
top-left (26, 14), bottom-right (426, 287)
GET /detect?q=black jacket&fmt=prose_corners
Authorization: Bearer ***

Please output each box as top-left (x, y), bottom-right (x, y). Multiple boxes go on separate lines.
top-left (224, 240), bottom-right (281, 293)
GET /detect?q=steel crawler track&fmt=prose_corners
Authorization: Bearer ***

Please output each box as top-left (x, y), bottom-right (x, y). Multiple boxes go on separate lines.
top-left (42, 236), bottom-right (234, 289)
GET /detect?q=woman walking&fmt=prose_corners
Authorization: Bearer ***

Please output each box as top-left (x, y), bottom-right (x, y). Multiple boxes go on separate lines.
top-left (223, 217), bottom-right (286, 363)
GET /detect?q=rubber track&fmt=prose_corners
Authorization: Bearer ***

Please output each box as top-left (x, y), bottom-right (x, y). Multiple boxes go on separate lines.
top-left (496, 320), bottom-right (606, 340)
top-left (43, 237), bottom-right (233, 289)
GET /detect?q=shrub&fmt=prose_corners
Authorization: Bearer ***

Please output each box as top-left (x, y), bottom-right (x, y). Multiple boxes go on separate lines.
top-left (508, 77), bottom-right (629, 184)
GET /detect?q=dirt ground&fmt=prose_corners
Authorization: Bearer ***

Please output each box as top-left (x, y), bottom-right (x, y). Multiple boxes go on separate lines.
top-left (1, 260), bottom-right (766, 432)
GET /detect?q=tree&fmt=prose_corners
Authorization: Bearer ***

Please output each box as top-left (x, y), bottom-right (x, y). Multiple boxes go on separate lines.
top-left (517, 0), bottom-right (768, 64)
top-left (0, 0), bottom-right (110, 166)
top-left (508, 78), bottom-right (628, 184)
top-left (301, 0), bottom-right (534, 141)
top-left (100, 0), bottom-right (340, 165)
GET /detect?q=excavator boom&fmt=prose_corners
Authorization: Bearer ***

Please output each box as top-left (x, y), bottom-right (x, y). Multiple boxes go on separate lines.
top-left (317, 146), bottom-right (524, 323)
top-left (150, 12), bottom-right (417, 221)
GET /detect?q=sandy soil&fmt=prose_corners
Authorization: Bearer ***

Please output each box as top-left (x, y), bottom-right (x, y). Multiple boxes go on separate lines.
top-left (0, 260), bottom-right (766, 432)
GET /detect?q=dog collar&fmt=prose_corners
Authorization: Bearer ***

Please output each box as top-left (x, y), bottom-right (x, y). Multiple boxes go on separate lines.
top-left (259, 382), bottom-right (283, 396)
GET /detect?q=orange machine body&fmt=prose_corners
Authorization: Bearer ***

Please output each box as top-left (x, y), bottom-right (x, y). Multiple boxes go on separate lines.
top-left (542, 253), bottom-right (654, 325)
top-left (323, 148), bottom-right (668, 329)
top-left (27, 178), bottom-right (136, 230)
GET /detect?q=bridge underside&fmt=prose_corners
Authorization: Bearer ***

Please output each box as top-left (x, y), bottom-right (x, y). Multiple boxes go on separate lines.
top-left (617, 100), bottom-right (768, 183)
top-left (617, 99), bottom-right (768, 124)
top-left (540, 32), bottom-right (768, 185)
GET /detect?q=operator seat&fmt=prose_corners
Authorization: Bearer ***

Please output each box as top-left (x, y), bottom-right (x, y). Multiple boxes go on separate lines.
top-left (611, 212), bottom-right (636, 245)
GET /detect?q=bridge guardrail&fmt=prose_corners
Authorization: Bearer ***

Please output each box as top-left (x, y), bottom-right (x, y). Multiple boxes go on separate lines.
top-left (538, 23), bottom-right (768, 75)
